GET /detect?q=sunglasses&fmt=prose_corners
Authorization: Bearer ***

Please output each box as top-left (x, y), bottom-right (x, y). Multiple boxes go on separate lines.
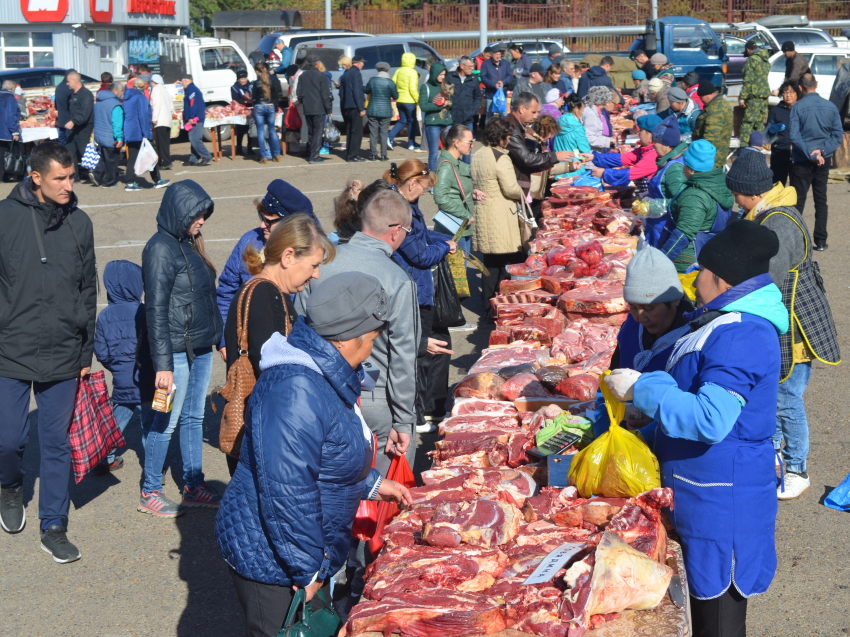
top-left (259, 212), bottom-right (283, 226)
top-left (389, 223), bottom-right (412, 234)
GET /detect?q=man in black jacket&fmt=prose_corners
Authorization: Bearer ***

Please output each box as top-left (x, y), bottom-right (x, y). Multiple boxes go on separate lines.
top-left (339, 55), bottom-right (366, 162)
top-left (0, 143), bottom-right (96, 564)
top-left (54, 69), bottom-right (75, 145)
top-left (447, 56), bottom-right (482, 163)
top-left (296, 55), bottom-right (333, 164)
top-left (64, 72), bottom-right (94, 182)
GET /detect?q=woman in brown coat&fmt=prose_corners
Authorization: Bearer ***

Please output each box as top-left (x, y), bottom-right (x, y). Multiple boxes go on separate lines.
top-left (471, 117), bottom-right (528, 313)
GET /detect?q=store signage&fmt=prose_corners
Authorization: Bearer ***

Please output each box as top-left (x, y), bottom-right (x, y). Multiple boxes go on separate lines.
top-left (21, 0), bottom-right (69, 22)
top-left (90, 0), bottom-right (113, 23)
top-left (127, 0), bottom-right (176, 15)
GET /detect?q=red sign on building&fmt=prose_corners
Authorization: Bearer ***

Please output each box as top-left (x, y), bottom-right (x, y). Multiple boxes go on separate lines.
top-left (127, 0), bottom-right (176, 15)
top-left (21, 0), bottom-right (69, 22)
top-left (90, 0), bottom-right (113, 23)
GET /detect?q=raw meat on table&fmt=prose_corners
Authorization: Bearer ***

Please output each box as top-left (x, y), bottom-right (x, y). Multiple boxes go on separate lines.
top-left (499, 278), bottom-right (545, 295)
top-left (554, 375), bottom-right (600, 402)
top-left (525, 254), bottom-right (548, 273)
top-left (420, 467), bottom-right (539, 505)
top-left (454, 373), bottom-right (505, 400)
top-left (469, 346), bottom-right (542, 375)
top-left (506, 264), bottom-right (536, 276)
top-left (575, 241), bottom-right (604, 266)
top-left (437, 414), bottom-right (522, 436)
top-left (558, 286), bottom-right (627, 315)
top-left (564, 311), bottom-right (628, 327)
top-left (510, 326), bottom-right (552, 346)
top-left (450, 398), bottom-right (518, 417)
top-left (501, 373), bottom-right (553, 401)
top-left (423, 498), bottom-right (523, 548)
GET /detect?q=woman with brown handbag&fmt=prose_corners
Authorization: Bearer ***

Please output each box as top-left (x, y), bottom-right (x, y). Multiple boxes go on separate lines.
top-left (220, 214), bottom-right (336, 475)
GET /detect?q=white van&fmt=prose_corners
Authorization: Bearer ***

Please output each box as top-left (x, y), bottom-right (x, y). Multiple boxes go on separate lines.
top-left (767, 47), bottom-right (850, 104)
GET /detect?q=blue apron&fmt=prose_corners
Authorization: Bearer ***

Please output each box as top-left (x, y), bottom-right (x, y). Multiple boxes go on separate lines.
top-left (644, 157), bottom-right (684, 248)
top-left (655, 312), bottom-right (779, 600)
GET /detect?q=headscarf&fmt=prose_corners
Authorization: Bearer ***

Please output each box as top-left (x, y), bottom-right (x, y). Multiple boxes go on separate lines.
top-left (584, 86), bottom-right (612, 106)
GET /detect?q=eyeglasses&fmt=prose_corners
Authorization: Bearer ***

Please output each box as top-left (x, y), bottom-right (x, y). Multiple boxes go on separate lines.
top-left (259, 213), bottom-right (283, 226)
top-left (456, 139), bottom-right (474, 146)
top-left (389, 223), bottom-right (412, 234)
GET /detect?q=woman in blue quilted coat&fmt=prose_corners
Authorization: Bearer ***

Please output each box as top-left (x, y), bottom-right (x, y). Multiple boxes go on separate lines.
top-left (216, 272), bottom-right (412, 637)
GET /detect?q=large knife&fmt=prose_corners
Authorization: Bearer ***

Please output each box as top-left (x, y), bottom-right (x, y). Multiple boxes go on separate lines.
top-left (666, 556), bottom-right (685, 608)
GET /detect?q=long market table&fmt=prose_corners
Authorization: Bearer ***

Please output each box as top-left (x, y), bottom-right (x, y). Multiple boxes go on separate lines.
top-left (203, 113), bottom-right (284, 161)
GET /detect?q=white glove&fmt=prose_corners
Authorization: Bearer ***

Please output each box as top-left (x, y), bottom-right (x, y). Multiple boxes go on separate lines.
top-left (604, 369), bottom-right (642, 402)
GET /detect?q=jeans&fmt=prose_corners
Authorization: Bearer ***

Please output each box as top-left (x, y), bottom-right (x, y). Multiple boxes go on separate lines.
top-left (772, 361), bottom-right (811, 474)
top-left (368, 116), bottom-right (390, 158)
top-left (141, 350), bottom-right (213, 493)
top-left (254, 104), bottom-right (281, 160)
top-left (790, 157), bottom-right (830, 243)
top-left (389, 102), bottom-right (418, 146)
top-left (0, 376), bottom-right (78, 529)
top-left (107, 402), bottom-right (151, 464)
top-left (425, 125), bottom-right (445, 172)
top-left (188, 123), bottom-right (212, 163)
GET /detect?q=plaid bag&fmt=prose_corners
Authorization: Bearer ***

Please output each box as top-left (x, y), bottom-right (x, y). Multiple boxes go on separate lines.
top-left (69, 371), bottom-right (125, 483)
top-left (80, 142), bottom-right (100, 171)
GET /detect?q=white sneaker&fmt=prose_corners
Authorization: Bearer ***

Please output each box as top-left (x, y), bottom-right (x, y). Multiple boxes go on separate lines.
top-left (416, 423), bottom-right (437, 434)
top-left (778, 471), bottom-right (810, 500)
top-left (448, 322), bottom-right (478, 332)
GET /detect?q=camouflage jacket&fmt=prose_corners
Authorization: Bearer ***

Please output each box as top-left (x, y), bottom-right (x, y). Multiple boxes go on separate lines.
top-left (693, 96), bottom-right (733, 168)
top-left (740, 49), bottom-right (772, 100)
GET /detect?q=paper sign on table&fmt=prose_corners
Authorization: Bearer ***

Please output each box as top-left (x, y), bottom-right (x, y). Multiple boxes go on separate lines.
top-left (523, 542), bottom-right (586, 585)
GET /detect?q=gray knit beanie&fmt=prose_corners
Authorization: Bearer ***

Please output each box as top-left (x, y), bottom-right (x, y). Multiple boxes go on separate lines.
top-left (726, 149), bottom-right (774, 196)
top-left (623, 245), bottom-right (683, 305)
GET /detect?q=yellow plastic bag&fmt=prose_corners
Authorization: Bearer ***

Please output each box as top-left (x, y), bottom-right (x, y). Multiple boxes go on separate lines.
top-left (568, 371), bottom-right (661, 497)
top-left (679, 271), bottom-right (697, 302)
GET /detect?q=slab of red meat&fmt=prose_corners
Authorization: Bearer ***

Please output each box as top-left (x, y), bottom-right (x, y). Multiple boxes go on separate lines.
top-left (554, 374), bottom-right (600, 401)
top-left (510, 325), bottom-right (552, 346)
top-left (546, 248), bottom-right (576, 267)
top-left (433, 450), bottom-right (494, 468)
top-left (606, 488), bottom-right (674, 563)
top-left (564, 311), bottom-right (628, 327)
top-left (423, 498), bottom-right (523, 548)
top-left (421, 467), bottom-right (539, 505)
top-left (435, 431), bottom-right (512, 458)
top-left (597, 235), bottom-right (638, 253)
top-left (489, 330), bottom-right (512, 346)
top-left (506, 264), bottom-right (535, 276)
top-left (491, 290), bottom-right (558, 309)
top-left (549, 498), bottom-right (628, 529)
top-left (499, 277), bottom-right (544, 295)
top-left (346, 590), bottom-right (508, 637)
top-left (501, 373), bottom-right (553, 401)
top-left (558, 286), bottom-right (626, 315)
top-left (495, 302), bottom-right (554, 320)
top-left (451, 398), bottom-right (518, 417)
top-left (363, 545), bottom-right (509, 600)
top-left (603, 249), bottom-right (634, 264)
top-left (454, 372), bottom-right (505, 400)
top-left (408, 479), bottom-right (480, 506)
top-left (504, 584), bottom-right (570, 637)
top-left (524, 307), bottom-right (567, 338)
top-left (525, 254), bottom-right (548, 273)
top-left (579, 350), bottom-right (614, 376)
top-left (541, 273), bottom-right (580, 295)
top-left (575, 241), bottom-right (604, 265)
top-left (469, 346), bottom-right (542, 375)
top-left (381, 504), bottom-right (436, 548)
top-left (438, 414), bottom-right (522, 436)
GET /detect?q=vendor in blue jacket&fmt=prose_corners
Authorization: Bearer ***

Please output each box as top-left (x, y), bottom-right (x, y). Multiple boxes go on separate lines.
top-left (181, 73), bottom-right (212, 166)
top-left (605, 220), bottom-right (787, 637)
top-left (216, 272), bottom-right (411, 637)
top-left (215, 179), bottom-right (320, 360)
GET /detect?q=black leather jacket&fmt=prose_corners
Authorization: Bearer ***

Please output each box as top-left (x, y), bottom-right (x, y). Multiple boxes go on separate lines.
top-left (505, 112), bottom-right (558, 190)
top-left (142, 180), bottom-right (222, 371)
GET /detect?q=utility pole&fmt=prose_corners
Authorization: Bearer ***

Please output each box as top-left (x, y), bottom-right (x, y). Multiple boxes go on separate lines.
top-left (651, 0), bottom-right (658, 21)
top-left (326, 0), bottom-right (332, 29)
top-left (480, 0), bottom-right (488, 52)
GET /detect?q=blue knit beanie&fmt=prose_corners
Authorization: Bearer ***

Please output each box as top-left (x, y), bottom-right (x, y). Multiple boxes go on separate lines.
top-left (652, 115), bottom-right (681, 147)
top-left (683, 139), bottom-right (716, 172)
top-left (262, 179), bottom-right (320, 227)
top-left (632, 70), bottom-right (647, 80)
top-left (636, 114), bottom-right (662, 132)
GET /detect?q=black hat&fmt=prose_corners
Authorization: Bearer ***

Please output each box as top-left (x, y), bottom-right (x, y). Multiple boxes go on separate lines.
top-left (726, 148), bottom-right (774, 195)
top-left (529, 62), bottom-right (545, 76)
top-left (697, 81), bottom-right (718, 97)
top-left (699, 220), bottom-right (779, 286)
top-left (236, 70), bottom-right (248, 79)
top-left (781, 40), bottom-right (795, 52)
top-left (484, 46), bottom-right (494, 53)
top-left (683, 70), bottom-right (700, 86)
top-left (509, 42), bottom-right (523, 51)
top-left (745, 40), bottom-right (758, 52)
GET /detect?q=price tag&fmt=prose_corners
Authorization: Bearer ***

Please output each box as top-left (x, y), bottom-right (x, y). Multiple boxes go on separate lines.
top-left (522, 542), bottom-right (586, 586)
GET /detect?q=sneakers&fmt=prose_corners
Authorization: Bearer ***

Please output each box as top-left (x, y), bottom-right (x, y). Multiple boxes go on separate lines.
top-left (98, 457), bottom-right (124, 474)
top-left (416, 423), bottom-right (437, 434)
top-left (387, 137), bottom-right (394, 150)
top-left (0, 485), bottom-right (25, 533)
top-left (197, 157), bottom-right (212, 166)
top-left (182, 484), bottom-right (222, 509)
top-left (138, 490), bottom-right (184, 518)
top-left (124, 182), bottom-right (143, 192)
top-left (89, 172), bottom-right (101, 187)
top-left (40, 524), bottom-right (81, 563)
top-left (448, 322), bottom-right (478, 332)
top-left (319, 147), bottom-right (330, 155)
top-left (408, 142), bottom-right (421, 151)
top-left (778, 471), bottom-right (810, 500)
top-left (154, 179), bottom-right (170, 189)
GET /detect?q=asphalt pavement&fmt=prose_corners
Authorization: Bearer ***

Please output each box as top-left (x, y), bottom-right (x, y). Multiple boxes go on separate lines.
top-left (0, 139), bottom-right (847, 636)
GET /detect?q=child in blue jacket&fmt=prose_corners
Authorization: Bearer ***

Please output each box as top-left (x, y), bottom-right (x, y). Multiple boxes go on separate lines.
top-left (93, 260), bottom-right (155, 471)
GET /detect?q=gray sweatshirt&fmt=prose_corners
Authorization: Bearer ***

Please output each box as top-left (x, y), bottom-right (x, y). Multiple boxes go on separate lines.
top-left (295, 232), bottom-right (420, 433)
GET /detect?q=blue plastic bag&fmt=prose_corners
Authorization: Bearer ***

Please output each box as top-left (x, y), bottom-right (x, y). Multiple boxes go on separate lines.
top-left (824, 471), bottom-right (850, 511)
top-left (574, 172), bottom-right (604, 192)
top-left (491, 88), bottom-right (507, 114)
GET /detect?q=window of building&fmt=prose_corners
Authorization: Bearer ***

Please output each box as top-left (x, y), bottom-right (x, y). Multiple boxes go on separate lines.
top-left (1, 31), bottom-right (53, 70)
top-left (88, 29), bottom-right (118, 60)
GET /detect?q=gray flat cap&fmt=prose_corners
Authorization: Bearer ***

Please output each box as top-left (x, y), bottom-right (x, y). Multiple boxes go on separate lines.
top-left (306, 272), bottom-right (388, 341)
top-left (375, 61), bottom-right (390, 72)
top-left (667, 87), bottom-right (689, 103)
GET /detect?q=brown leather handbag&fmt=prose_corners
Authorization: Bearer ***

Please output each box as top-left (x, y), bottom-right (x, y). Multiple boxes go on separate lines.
top-left (214, 277), bottom-right (290, 458)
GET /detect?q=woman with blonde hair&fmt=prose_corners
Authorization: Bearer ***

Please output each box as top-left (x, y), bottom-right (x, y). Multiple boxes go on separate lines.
top-left (222, 214), bottom-right (335, 474)
top-left (251, 62), bottom-right (283, 163)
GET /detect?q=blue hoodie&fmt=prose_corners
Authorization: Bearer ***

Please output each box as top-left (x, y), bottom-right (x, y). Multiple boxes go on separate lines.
top-left (93, 260), bottom-right (155, 405)
top-left (182, 81), bottom-right (206, 124)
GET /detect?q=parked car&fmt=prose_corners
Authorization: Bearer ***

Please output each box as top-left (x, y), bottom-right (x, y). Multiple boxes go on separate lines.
top-left (0, 67), bottom-right (98, 90)
top-left (469, 39), bottom-right (571, 62)
top-left (257, 29), bottom-right (373, 57)
top-left (766, 47), bottom-right (850, 104)
top-left (292, 36), bottom-right (445, 123)
top-left (770, 28), bottom-right (837, 48)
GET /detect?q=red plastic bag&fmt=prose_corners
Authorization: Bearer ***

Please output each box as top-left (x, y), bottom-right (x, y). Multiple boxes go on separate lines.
top-left (352, 433), bottom-right (379, 540)
top-left (284, 105), bottom-right (302, 131)
top-left (69, 371), bottom-right (125, 483)
top-left (368, 454), bottom-right (416, 556)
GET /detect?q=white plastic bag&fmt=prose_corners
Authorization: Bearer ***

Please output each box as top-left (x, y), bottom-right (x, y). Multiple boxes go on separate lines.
top-left (134, 138), bottom-right (159, 176)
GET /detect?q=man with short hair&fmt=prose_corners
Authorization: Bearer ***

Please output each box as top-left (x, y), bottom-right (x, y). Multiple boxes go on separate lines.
top-left (480, 46), bottom-right (513, 121)
top-left (181, 73), bottom-right (212, 166)
top-left (297, 55), bottom-right (333, 164)
top-left (509, 43), bottom-right (532, 81)
top-left (447, 55), bottom-right (482, 163)
top-left (577, 55), bottom-right (616, 99)
top-left (783, 41), bottom-right (810, 83)
top-left (738, 41), bottom-right (772, 146)
top-left (559, 59), bottom-right (579, 93)
top-left (92, 82), bottom-right (124, 188)
top-left (63, 72), bottom-right (94, 183)
top-left (515, 63), bottom-right (550, 105)
top-left (0, 143), bottom-right (96, 563)
top-left (789, 73), bottom-right (843, 250)
top-left (540, 43), bottom-right (563, 72)
top-left (339, 55), bottom-right (366, 162)
top-left (54, 69), bottom-right (75, 145)
top-left (692, 81), bottom-right (733, 168)
top-left (632, 49), bottom-right (655, 79)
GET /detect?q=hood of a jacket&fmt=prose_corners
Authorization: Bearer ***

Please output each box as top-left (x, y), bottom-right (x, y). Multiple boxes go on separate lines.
top-left (96, 89), bottom-right (118, 104)
top-left (9, 177), bottom-right (78, 229)
top-left (401, 52), bottom-right (416, 69)
top-left (260, 317), bottom-right (361, 407)
top-left (124, 87), bottom-right (143, 103)
top-left (104, 259), bottom-right (143, 304)
top-left (155, 180), bottom-right (214, 239)
top-left (749, 48), bottom-right (770, 65)
top-left (745, 182), bottom-right (797, 221)
top-left (586, 66), bottom-right (607, 80)
top-left (657, 141), bottom-right (688, 166)
top-left (687, 273), bottom-right (789, 334)
top-left (428, 62), bottom-right (447, 86)
top-left (686, 167), bottom-right (735, 208)
top-left (559, 112), bottom-right (584, 131)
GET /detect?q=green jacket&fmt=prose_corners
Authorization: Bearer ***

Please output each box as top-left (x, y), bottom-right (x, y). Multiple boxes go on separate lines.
top-left (740, 49), bottom-right (771, 101)
top-left (364, 75), bottom-right (398, 119)
top-left (434, 150), bottom-right (473, 236)
top-left (693, 96), bottom-right (733, 169)
top-left (419, 63), bottom-right (453, 127)
top-left (669, 166), bottom-right (735, 272)
top-left (657, 141), bottom-right (688, 203)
